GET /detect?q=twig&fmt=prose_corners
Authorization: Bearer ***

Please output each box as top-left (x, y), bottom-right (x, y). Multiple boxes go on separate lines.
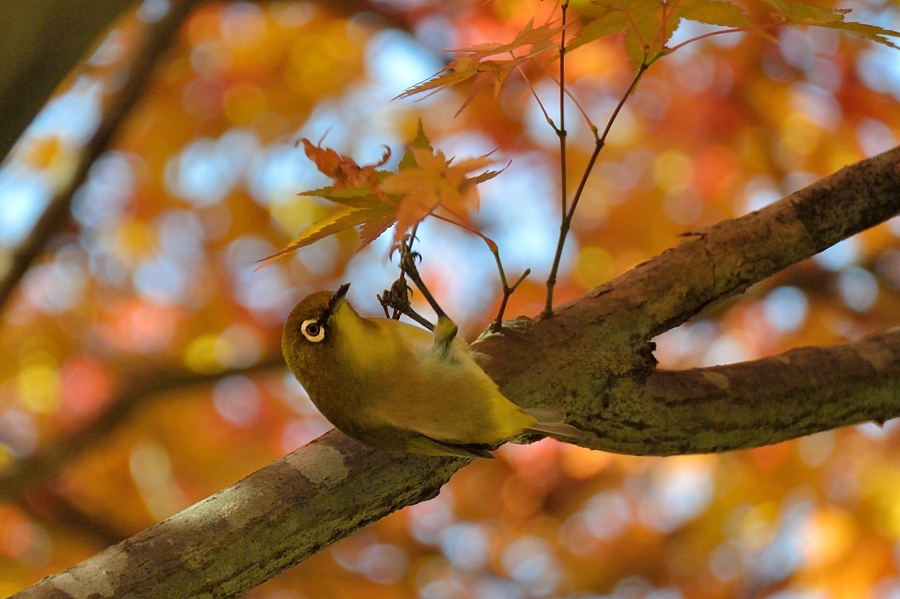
top-left (543, 53), bottom-right (651, 317)
top-left (514, 63), bottom-right (557, 132)
top-left (667, 22), bottom-right (782, 55)
top-left (535, 65), bottom-right (598, 135)
top-left (430, 207), bottom-right (530, 327)
top-left (490, 248), bottom-right (531, 331)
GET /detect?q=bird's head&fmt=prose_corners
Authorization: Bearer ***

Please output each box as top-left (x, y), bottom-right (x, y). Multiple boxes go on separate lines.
top-left (282, 283), bottom-right (351, 381)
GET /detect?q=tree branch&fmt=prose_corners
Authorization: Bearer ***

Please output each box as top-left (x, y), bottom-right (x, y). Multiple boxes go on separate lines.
top-left (473, 146), bottom-right (900, 421)
top-left (11, 147), bottom-right (900, 598)
top-left (0, 354), bottom-right (286, 502)
top-left (12, 432), bottom-right (464, 599)
top-left (591, 325), bottom-right (900, 455)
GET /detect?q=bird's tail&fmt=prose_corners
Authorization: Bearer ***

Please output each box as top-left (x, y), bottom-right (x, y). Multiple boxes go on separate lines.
top-left (523, 408), bottom-right (583, 443)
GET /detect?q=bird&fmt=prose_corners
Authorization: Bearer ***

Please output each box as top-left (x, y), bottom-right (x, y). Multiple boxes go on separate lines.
top-left (281, 282), bottom-right (582, 459)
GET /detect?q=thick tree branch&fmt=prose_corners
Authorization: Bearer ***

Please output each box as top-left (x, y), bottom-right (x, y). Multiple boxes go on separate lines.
top-left (592, 326), bottom-right (900, 455)
top-left (12, 148), bottom-right (900, 598)
top-left (472, 146), bottom-right (900, 423)
top-left (13, 433), bottom-right (463, 599)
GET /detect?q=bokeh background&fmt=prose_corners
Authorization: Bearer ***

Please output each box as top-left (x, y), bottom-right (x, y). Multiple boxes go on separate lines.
top-left (2, 0), bottom-right (900, 597)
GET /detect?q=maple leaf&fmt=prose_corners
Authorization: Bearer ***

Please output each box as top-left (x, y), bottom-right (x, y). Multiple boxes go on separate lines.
top-left (396, 19), bottom-right (564, 114)
top-left (298, 138), bottom-right (391, 199)
top-left (254, 203), bottom-right (395, 270)
top-left (254, 140), bottom-right (397, 269)
top-left (381, 147), bottom-right (502, 246)
top-left (569, 0), bottom-right (897, 65)
top-left (762, 0), bottom-right (899, 48)
top-left (676, 0), bottom-right (753, 29)
top-left (570, 0), bottom-right (752, 64)
top-left (569, 0), bottom-right (681, 64)
top-left (255, 121), bottom-right (502, 269)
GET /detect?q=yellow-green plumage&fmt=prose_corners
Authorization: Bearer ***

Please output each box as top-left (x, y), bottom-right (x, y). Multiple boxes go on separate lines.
top-left (282, 287), bottom-right (581, 459)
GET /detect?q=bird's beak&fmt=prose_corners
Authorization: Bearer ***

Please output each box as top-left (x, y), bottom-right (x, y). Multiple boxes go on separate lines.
top-left (321, 283), bottom-right (350, 322)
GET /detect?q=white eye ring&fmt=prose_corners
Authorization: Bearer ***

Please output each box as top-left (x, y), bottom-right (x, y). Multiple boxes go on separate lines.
top-left (301, 319), bottom-right (325, 343)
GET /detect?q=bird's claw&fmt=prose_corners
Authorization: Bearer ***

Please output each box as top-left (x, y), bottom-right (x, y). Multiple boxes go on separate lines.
top-left (398, 246), bottom-right (422, 279)
top-left (378, 276), bottom-right (413, 320)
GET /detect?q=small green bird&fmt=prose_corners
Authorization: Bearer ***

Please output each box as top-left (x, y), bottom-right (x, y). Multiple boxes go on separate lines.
top-left (282, 283), bottom-right (581, 459)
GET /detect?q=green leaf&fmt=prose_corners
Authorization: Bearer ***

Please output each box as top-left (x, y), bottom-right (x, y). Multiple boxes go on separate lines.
top-left (299, 185), bottom-right (392, 209)
top-left (762, 0), bottom-right (899, 48)
top-left (398, 119), bottom-right (433, 171)
top-left (395, 20), bottom-right (563, 108)
top-left (255, 204), bottom-right (394, 269)
top-left (569, 0), bottom-right (681, 65)
top-left (677, 0), bottom-right (752, 29)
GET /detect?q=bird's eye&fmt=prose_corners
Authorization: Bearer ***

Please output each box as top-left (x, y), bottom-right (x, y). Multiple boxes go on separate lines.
top-left (300, 319), bottom-right (325, 343)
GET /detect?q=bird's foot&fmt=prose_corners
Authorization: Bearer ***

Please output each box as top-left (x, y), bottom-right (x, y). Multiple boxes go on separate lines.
top-left (377, 275), bottom-right (436, 331)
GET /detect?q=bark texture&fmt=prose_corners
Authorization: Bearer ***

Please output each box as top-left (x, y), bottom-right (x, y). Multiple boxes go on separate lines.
top-left (15, 434), bottom-right (462, 599)
top-left (12, 148), bottom-right (900, 598)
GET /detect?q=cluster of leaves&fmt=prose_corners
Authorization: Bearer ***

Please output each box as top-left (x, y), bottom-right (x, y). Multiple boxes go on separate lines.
top-left (261, 0), bottom-right (898, 300)
top-left (394, 18), bottom-right (565, 114)
top-left (398, 0), bottom-right (898, 106)
top-left (571, 0), bottom-right (899, 66)
top-left (257, 122), bottom-right (502, 270)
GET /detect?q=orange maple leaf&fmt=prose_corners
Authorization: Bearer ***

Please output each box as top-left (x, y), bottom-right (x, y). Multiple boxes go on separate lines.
top-left (395, 19), bottom-right (564, 114)
top-left (381, 147), bottom-right (501, 247)
top-left (256, 123), bottom-right (502, 269)
top-left (298, 138), bottom-right (391, 199)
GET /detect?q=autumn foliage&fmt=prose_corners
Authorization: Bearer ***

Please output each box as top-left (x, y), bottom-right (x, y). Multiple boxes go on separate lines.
top-left (1, 0), bottom-right (900, 597)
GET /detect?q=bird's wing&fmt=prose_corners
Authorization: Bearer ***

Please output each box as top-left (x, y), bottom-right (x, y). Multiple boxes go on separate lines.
top-left (405, 435), bottom-right (495, 459)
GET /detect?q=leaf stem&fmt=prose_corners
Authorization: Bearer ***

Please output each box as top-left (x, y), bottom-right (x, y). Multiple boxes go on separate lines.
top-left (428, 207), bottom-right (529, 330)
top-left (516, 63), bottom-right (558, 132)
top-left (667, 23), bottom-right (782, 55)
top-left (536, 64), bottom-right (597, 135)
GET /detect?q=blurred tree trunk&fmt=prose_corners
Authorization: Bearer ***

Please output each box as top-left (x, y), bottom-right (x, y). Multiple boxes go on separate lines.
top-left (0, 0), bottom-right (138, 165)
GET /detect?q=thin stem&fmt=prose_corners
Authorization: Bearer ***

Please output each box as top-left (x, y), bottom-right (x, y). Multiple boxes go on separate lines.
top-left (649, 0), bottom-right (682, 52)
top-left (598, 59), bottom-right (648, 144)
top-left (559, 1), bottom-right (569, 218)
top-left (536, 64), bottom-right (598, 137)
top-left (667, 22), bottom-right (782, 54)
top-left (399, 243), bottom-right (447, 321)
top-left (543, 57), bottom-right (650, 317)
top-left (490, 247), bottom-right (531, 331)
top-left (616, 0), bottom-right (645, 48)
top-left (432, 207), bottom-right (498, 251)
top-left (425, 207), bottom-right (529, 330)
top-left (515, 63), bottom-right (558, 132)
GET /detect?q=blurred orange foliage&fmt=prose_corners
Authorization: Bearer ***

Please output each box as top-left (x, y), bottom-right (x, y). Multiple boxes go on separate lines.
top-left (1, 0), bottom-right (899, 598)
